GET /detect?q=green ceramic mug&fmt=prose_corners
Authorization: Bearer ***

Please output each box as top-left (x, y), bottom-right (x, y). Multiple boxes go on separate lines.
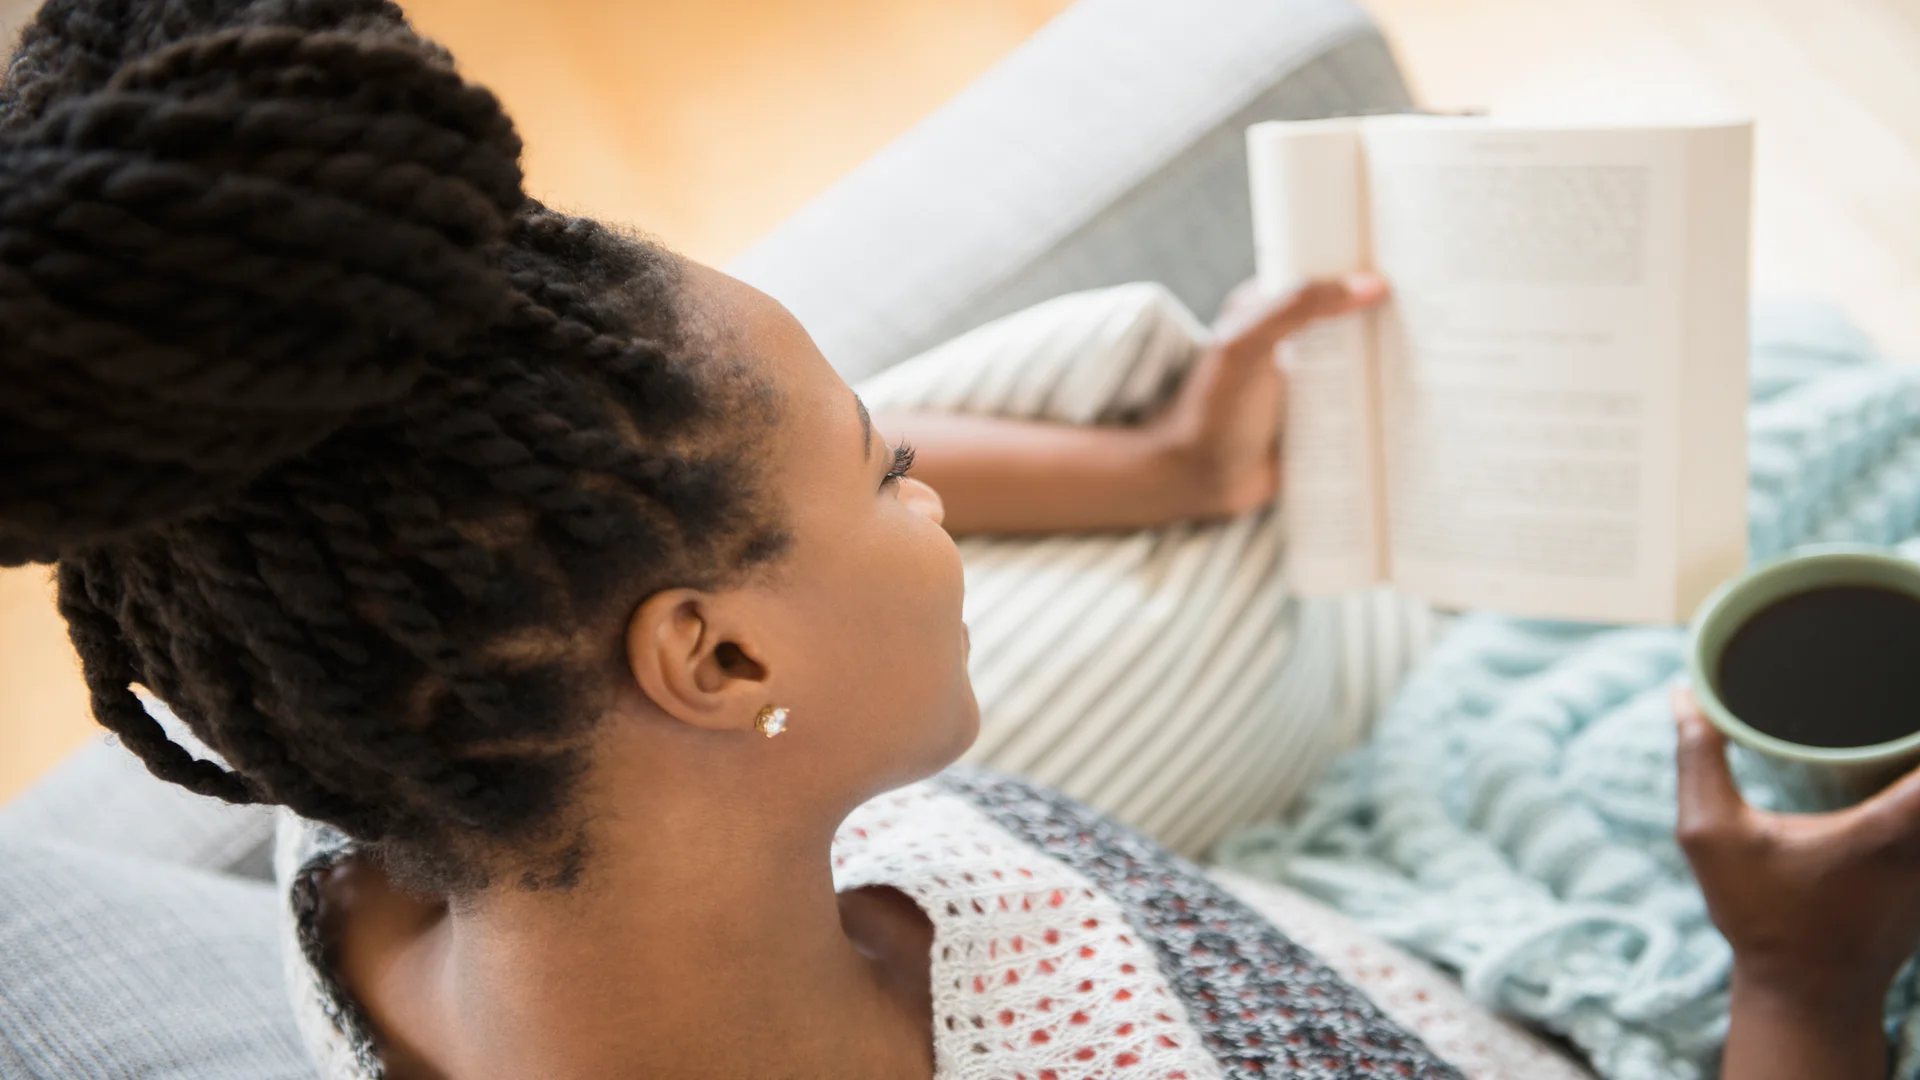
top-left (1686, 544), bottom-right (1920, 808)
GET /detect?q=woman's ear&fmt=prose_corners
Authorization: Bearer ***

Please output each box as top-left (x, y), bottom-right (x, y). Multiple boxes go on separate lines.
top-left (624, 588), bottom-right (772, 733)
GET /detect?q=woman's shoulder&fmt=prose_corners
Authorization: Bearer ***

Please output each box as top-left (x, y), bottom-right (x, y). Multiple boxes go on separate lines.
top-left (843, 768), bottom-right (1468, 1080)
top-left (835, 772), bottom-right (1229, 1078)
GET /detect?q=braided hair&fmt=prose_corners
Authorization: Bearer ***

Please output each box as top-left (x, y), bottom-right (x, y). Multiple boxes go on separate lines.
top-left (0, 0), bottom-right (786, 891)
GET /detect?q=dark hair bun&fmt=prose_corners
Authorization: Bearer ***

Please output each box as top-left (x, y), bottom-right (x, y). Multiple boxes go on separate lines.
top-left (0, 22), bottom-right (526, 563)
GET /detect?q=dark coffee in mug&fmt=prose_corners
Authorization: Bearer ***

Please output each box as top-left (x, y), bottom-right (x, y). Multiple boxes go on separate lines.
top-left (1715, 584), bottom-right (1920, 749)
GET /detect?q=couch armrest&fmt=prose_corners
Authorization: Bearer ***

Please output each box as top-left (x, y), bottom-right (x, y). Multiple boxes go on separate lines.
top-left (725, 0), bottom-right (1411, 382)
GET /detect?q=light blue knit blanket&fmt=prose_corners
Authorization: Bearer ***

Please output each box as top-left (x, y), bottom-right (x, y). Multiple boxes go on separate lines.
top-left (1216, 300), bottom-right (1920, 1080)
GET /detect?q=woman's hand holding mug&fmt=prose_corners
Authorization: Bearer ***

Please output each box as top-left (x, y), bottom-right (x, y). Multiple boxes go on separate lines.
top-left (1675, 686), bottom-right (1920, 1078)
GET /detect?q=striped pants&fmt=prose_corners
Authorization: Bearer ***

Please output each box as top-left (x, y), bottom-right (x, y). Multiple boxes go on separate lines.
top-left (858, 284), bottom-right (1445, 856)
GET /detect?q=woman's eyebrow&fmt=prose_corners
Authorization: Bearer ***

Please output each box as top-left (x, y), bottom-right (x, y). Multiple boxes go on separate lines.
top-left (854, 392), bottom-right (874, 460)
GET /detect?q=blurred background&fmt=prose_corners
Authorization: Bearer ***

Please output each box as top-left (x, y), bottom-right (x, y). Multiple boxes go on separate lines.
top-left (3, 0), bottom-right (1917, 802)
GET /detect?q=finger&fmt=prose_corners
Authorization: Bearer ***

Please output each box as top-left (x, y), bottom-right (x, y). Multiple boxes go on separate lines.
top-left (1218, 273), bottom-right (1388, 358)
top-left (1848, 757), bottom-right (1920, 846)
top-left (1223, 274), bottom-right (1386, 348)
top-left (1674, 685), bottom-right (1747, 837)
top-left (1214, 276), bottom-right (1265, 326)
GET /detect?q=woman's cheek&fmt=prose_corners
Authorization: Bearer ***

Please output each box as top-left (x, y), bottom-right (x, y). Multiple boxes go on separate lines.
top-left (919, 522), bottom-right (967, 636)
top-left (875, 524), bottom-right (956, 674)
top-left (924, 529), bottom-right (971, 702)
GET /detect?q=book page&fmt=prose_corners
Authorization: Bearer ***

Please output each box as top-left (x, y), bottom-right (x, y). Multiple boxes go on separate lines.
top-left (1361, 120), bottom-right (1750, 623)
top-left (1246, 119), bottom-right (1386, 594)
top-left (1672, 125), bottom-right (1752, 619)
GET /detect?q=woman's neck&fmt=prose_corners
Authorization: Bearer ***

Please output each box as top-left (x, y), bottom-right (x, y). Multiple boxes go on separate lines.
top-left (349, 781), bottom-right (935, 1080)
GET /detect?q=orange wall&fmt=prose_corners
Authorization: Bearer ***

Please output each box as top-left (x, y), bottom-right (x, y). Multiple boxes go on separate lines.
top-left (404, 0), bottom-right (1074, 263)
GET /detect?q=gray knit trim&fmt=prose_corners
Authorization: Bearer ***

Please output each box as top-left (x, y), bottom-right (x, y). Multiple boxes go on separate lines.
top-left (287, 824), bottom-right (385, 1080)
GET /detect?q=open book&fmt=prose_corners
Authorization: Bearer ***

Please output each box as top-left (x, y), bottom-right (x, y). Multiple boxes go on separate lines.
top-left (1248, 116), bottom-right (1753, 624)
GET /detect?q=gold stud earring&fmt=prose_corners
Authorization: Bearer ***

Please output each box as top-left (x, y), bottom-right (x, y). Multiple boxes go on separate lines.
top-left (754, 705), bottom-right (790, 739)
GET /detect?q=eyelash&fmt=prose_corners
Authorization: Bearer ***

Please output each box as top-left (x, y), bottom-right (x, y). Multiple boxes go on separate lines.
top-left (884, 442), bottom-right (917, 485)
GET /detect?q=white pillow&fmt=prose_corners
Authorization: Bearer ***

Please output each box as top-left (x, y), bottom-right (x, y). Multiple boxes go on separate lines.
top-left (858, 283), bottom-right (1441, 856)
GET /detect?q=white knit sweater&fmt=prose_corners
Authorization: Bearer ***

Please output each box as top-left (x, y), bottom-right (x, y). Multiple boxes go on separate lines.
top-left (832, 782), bottom-right (1224, 1078)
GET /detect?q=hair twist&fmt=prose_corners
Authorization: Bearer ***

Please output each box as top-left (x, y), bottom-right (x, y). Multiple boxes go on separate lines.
top-left (0, 0), bottom-right (788, 892)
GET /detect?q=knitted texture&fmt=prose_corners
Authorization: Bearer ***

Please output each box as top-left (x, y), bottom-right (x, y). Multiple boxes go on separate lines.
top-left (835, 782), bottom-right (1226, 1079)
top-left (944, 769), bottom-right (1467, 1079)
top-left (1209, 868), bottom-right (1592, 1079)
top-left (1216, 299), bottom-right (1920, 1080)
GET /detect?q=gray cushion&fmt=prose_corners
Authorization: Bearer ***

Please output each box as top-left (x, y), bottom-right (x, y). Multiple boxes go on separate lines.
top-left (0, 703), bottom-right (276, 881)
top-left (0, 841), bottom-right (305, 1080)
top-left (726, 0), bottom-right (1412, 382)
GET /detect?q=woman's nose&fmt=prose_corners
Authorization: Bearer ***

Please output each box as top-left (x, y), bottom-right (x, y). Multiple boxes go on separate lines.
top-left (900, 477), bottom-right (944, 526)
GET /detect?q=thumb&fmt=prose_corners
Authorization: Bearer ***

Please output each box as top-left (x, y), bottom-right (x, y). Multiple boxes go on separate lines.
top-left (1848, 758), bottom-right (1920, 852)
top-left (1217, 273), bottom-right (1388, 361)
top-left (1674, 685), bottom-right (1747, 839)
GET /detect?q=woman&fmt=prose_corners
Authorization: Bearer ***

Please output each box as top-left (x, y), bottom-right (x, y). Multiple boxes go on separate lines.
top-left (2, 2), bottom-right (1916, 1077)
